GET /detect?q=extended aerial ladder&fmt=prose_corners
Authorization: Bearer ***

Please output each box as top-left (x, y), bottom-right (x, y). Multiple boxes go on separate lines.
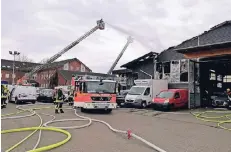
top-left (107, 36), bottom-right (133, 75)
top-left (17, 19), bottom-right (105, 85)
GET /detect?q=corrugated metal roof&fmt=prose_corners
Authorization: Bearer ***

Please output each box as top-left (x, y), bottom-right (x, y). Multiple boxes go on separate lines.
top-left (174, 20), bottom-right (231, 51)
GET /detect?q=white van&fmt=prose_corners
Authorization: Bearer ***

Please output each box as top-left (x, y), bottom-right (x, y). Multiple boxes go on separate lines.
top-left (10, 85), bottom-right (37, 104)
top-left (124, 79), bottom-right (168, 108)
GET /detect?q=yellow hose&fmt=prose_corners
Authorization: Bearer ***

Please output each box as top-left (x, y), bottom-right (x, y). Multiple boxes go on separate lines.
top-left (191, 110), bottom-right (231, 131)
top-left (1, 105), bottom-right (71, 152)
top-left (1, 127), bottom-right (71, 152)
top-left (4, 111), bottom-right (43, 152)
top-left (1, 110), bottom-right (26, 117)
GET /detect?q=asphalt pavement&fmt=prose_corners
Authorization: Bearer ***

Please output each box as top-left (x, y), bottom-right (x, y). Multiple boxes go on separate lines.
top-left (1, 103), bottom-right (231, 152)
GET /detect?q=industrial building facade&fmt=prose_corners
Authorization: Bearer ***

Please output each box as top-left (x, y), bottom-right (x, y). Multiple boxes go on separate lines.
top-left (113, 20), bottom-right (231, 109)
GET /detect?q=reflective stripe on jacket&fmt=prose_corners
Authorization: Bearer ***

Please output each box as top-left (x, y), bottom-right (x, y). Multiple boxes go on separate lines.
top-left (55, 94), bottom-right (63, 102)
top-left (1, 89), bottom-right (8, 98)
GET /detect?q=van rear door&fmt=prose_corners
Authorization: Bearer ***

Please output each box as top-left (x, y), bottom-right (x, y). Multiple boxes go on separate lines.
top-left (27, 87), bottom-right (37, 100)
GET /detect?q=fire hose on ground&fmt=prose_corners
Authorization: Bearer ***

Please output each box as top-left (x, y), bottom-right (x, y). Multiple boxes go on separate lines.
top-left (191, 110), bottom-right (231, 131)
top-left (1, 103), bottom-right (167, 152)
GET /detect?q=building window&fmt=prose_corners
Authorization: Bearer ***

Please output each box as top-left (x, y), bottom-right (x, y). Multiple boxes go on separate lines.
top-left (12, 74), bottom-right (16, 78)
top-left (180, 59), bottom-right (188, 82)
top-left (5, 74), bottom-right (9, 78)
top-left (155, 62), bottom-right (163, 79)
top-left (163, 62), bottom-right (170, 81)
top-left (70, 66), bottom-right (73, 71)
top-left (81, 64), bottom-right (85, 72)
top-left (170, 60), bottom-right (180, 83)
top-left (224, 75), bottom-right (231, 82)
top-left (63, 63), bottom-right (69, 70)
top-left (210, 72), bottom-right (216, 80)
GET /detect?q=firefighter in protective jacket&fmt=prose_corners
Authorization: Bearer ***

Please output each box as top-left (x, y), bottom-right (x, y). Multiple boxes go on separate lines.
top-left (227, 88), bottom-right (231, 97)
top-left (55, 88), bottom-right (64, 114)
top-left (1, 85), bottom-right (8, 108)
top-left (68, 90), bottom-right (74, 106)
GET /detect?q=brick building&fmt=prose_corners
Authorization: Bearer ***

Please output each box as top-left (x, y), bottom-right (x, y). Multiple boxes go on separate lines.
top-left (55, 70), bottom-right (117, 86)
top-left (1, 58), bottom-right (92, 87)
top-left (34, 58), bottom-right (91, 88)
top-left (1, 59), bottom-right (40, 84)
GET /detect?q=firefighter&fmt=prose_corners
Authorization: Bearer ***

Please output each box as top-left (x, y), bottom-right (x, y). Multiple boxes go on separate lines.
top-left (226, 88), bottom-right (231, 96)
top-left (55, 88), bottom-right (64, 114)
top-left (68, 89), bottom-right (74, 106)
top-left (1, 85), bottom-right (8, 108)
top-left (227, 88), bottom-right (231, 97)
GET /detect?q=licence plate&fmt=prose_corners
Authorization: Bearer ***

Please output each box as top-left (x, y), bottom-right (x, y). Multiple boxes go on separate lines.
top-left (94, 103), bottom-right (109, 108)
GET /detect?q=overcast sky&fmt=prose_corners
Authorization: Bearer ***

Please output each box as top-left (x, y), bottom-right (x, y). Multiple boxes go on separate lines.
top-left (2, 0), bottom-right (231, 73)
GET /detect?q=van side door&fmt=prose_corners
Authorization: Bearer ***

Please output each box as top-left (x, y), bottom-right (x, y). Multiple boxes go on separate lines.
top-left (173, 92), bottom-right (182, 107)
top-left (143, 87), bottom-right (151, 104)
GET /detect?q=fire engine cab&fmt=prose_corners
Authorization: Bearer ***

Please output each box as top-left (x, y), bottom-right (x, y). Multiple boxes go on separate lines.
top-left (72, 75), bottom-right (117, 113)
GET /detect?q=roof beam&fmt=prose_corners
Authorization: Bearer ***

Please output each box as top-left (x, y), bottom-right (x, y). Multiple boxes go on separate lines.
top-left (183, 48), bottom-right (231, 59)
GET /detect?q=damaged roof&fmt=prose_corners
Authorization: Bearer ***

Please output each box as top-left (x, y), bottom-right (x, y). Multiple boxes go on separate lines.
top-left (174, 20), bottom-right (231, 52)
top-left (112, 68), bottom-right (132, 74)
top-left (121, 51), bottom-right (158, 68)
top-left (156, 46), bottom-right (186, 62)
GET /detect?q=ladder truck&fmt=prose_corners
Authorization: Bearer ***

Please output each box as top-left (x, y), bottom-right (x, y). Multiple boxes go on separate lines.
top-left (17, 19), bottom-right (105, 86)
top-left (107, 36), bottom-right (133, 75)
top-left (72, 36), bottom-right (133, 113)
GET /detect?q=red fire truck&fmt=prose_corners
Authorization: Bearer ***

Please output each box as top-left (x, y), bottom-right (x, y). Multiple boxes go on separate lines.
top-left (72, 75), bottom-right (117, 113)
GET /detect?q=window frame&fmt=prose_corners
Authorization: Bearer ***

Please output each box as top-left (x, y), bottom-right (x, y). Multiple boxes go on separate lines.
top-left (144, 87), bottom-right (150, 96)
top-left (174, 92), bottom-right (180, 99)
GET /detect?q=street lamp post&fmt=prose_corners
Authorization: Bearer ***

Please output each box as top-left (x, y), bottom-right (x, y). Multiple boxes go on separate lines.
top-left (9, 51), bottom-right (20, 85)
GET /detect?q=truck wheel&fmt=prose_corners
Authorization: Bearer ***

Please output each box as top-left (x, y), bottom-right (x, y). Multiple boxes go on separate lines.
top-left (81, 107), bottom-right (85, 112)
top-left (105, 109), bottom-right (112, 114)
top-left (141, 101), bottom-right (147, 109)
top-left (15, 98), bottom-right (19, 104)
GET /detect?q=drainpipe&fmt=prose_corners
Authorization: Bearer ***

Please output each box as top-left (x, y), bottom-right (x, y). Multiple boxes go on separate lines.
top-left (153, 56), bottom-right (157, 79)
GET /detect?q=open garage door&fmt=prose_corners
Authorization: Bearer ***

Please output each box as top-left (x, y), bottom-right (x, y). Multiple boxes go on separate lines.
top-left (199, 55), bottom-right (231, 107)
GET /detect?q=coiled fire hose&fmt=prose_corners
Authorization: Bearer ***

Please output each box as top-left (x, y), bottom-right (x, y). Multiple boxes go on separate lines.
top-left (1, 104), bottom-right (71, 152)
top-left (1, 103), bottom-right (167, 152)
top-left (191, 110), bottom-right (231, 131)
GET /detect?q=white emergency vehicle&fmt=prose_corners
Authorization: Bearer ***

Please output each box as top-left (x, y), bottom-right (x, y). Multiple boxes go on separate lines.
top-left (10, 85), bottom-right (37, 104)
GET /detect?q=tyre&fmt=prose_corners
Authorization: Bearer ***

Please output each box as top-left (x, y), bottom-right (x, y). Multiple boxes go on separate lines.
top-left (105, 109), bottom-right (112, 114)
top-left (15, 98), bottom-right (19, 104)
top-left (141, 101), bottom-right (147, 109)
top-left (32, 100), bottom-right (36, 104)
top-left (227, 104), bottom-right (231, 110)
top-left (81, 107), bottom-right (85, 112)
